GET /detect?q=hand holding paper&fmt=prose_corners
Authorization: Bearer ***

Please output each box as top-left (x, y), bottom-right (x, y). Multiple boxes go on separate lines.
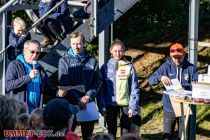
top-left (161, 76), bottom-right (172, 86)
top-left (163, 78), bottom-right (183, 91)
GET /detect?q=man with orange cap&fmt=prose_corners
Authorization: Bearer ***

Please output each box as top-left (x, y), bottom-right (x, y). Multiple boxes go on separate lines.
top-left (148, 43), bottom-right (198, 139)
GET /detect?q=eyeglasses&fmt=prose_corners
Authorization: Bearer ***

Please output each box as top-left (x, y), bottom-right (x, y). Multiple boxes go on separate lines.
top-left (27, 48), bottom-right (41, 55)
top-left (170, 48), bottom-right (184, 53)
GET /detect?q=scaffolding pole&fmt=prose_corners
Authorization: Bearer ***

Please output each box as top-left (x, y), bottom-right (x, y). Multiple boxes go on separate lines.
top-left (188, 0), bottom-right (199, 140)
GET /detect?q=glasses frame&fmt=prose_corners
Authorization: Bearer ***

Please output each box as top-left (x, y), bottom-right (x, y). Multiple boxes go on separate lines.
top-left (26, 48), bottom-right (41, 56)
top-left (170, 48), bottom-right (184, 53)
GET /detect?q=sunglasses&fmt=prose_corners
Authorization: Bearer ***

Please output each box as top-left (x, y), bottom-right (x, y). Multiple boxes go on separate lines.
top-left (170, 48), bottom-right (183, 53)
top-left (27, 48), bottom-right (41, 55)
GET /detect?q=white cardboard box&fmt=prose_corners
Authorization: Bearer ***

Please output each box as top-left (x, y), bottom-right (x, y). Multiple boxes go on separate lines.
top-left (198, 74), bottom-right (210, 83)
top-left (192, 82), bottom-right (210, 99)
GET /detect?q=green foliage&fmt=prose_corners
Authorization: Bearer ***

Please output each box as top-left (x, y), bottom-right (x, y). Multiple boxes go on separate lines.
top-left (85, 44), bottom-right (98, 57)
top-left (114, 0), bottom-right (189, 41)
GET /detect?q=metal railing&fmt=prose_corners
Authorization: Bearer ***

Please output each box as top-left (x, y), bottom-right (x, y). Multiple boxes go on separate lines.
top-left (0, 0), bottom-right (65, 95)
top-left (0, 0), bottom-right (65, 55)
top-left (0, 0), bottom-right (17, 15)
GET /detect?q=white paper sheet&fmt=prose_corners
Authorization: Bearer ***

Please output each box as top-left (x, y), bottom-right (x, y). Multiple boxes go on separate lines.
top-left (164, 78), bottom-right (183, 91)
top-left (76, 102), bottom-right (99, 122)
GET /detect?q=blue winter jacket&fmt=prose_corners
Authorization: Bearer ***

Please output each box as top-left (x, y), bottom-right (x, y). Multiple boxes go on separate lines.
top-left (8, 31), bottom-right (31, 60)
top-left (38, 0), bottom-right (72, 32)
top-left (97, 57), bottom-right (140, 112)
top-left (6, 59), bottom-right (56, 105)
top-left (148, 57), bottom-right (198, 113)
top-left (58, 49), bottom-right (102, 105)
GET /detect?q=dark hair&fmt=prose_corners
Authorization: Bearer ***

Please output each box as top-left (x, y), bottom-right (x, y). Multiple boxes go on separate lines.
top-left (120, 133), bottom-right (141, 140)
top-left (0, 96), bottom-right (16, 138)
top-left (92, 133), bottom-right (114, 140)
top-left (15, 113), bottom-right (29, 130)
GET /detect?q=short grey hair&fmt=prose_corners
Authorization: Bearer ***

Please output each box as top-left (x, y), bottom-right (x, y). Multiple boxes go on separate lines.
top-left (24, 40), bottom-right (41, 50)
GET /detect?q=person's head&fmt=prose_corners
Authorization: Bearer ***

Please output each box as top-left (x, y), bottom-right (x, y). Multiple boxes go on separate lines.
top-left (12, 17), bottom-right (26, 36)
top-left (0, 96), bottom-right (16, 138)
top-left (18, 101), bottom-right (28, 114)
top-left (6, 98), bottom-right (20, 116)
top-left (23, 40), bottom-right (41, 64)
top-left (169, 43), bottom-right (185, 66)
top-left (43, 99), bottom-right (78, 131)
top-left (15, 113), bottom-right (29, 130)
top-left (92, 133), bottom-right (114, 140)
top-left (120, 133), bottom-right (141, 140)
top-left (110, 39), bottom-right (125, 60)
top-left (29, 108), bottom-right (44, 130)
top-left (69, 32), bottom-right (85, 55)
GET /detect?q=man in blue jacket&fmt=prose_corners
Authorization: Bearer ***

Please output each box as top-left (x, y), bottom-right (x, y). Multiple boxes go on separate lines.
top-left (58, 32), bottom-right (102, 140)
top-left (6, 40), bottom-right (56, 113)
top-left (148, 43), bottom-right (198, 139)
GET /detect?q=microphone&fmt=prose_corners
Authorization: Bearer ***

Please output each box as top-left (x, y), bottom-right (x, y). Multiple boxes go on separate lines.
top-left (32, 61), bottom-right (37, 70)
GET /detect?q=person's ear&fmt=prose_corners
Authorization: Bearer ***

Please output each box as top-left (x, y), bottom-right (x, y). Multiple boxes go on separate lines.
top-left (109, 48), bottom-right (112, 54)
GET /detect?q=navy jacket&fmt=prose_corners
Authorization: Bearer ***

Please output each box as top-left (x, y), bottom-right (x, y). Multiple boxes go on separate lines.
top-left (8, 31), bottom-right (31, 60)
top-left (148, 57), bottom-right (198, 113)
top-left (6, 60), bottom-right (55, 104)
top-left (58, 50), bottom-right (102, 104)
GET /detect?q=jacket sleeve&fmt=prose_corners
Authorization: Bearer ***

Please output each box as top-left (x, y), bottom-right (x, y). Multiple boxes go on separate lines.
top-left (9, 32), bottom-right (30, 48)
top-left (85, 61), bottom-right (102, 100)
top-left (38, 1), bottom-right (54, 17)
top-left (58, 58), bottom-right (80, 104)
top-left (128, 65), bottom-right (140, 111)
top-left (191, 66), bottom-right (198, 82)
top-left (148, 63), bottom-right (167, 85)
top-left (6, 61), bottom-right (31, 91)
top-left (96, 66), bottom-right (106, 111)
top-left (41, 67), bottom-right (57, 97)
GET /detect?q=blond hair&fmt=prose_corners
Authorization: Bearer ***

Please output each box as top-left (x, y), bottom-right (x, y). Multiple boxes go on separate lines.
top-left (69, 32), bottom-right (85, 44)
top-left (12, 17), bottom-right (26, 29)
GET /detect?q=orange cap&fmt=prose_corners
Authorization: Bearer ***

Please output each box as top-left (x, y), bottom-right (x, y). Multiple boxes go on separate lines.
top-left (170, 43), bottom-right (185, 57)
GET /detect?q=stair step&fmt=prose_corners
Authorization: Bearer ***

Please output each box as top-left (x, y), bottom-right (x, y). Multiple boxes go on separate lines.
top-left (38, 0), bottom-right (138, 77)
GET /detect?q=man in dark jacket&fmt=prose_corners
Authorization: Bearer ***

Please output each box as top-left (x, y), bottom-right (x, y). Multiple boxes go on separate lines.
top-left (58, 32), bottom-right (101, 140)
top-left (148, 43), bottom-right (198, 139)
top-left (6, 40), bottom-right (56, 113)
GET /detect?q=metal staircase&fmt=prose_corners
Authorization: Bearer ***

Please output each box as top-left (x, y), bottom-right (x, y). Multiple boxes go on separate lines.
top-left (39, 0), bottom-right (138, 76)
top-left (0, 0), bottom-right (139, 93)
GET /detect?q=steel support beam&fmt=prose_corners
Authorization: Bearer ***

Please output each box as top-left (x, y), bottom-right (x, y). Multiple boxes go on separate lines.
top-left (188, 0), bottom-right (199, 140)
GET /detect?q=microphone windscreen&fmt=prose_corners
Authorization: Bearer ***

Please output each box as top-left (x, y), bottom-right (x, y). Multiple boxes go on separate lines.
top-left (32, 61), bottom-right (37, 70)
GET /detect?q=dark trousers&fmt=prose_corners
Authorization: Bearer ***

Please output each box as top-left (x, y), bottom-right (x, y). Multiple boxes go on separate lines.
top-left (163, 111), bottom-right (184, 139)
top-left (37, 18), bottom-right (64, 40)
top-left (71, 116), bottom-right (95, 140)
top-left (105, 106), bottom-right (132, 139)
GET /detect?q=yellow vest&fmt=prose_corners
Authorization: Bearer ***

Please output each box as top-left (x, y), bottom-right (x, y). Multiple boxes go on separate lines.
top-left (116, 60), bottom-right (131, 106)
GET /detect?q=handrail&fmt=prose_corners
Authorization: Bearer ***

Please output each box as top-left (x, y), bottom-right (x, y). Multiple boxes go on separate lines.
top-left (0, 0), bottom-right (17, 15)
top-left (27, 0), bottom-right (65, 31)
top-left (0, 0), bottom-right (65, 55)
